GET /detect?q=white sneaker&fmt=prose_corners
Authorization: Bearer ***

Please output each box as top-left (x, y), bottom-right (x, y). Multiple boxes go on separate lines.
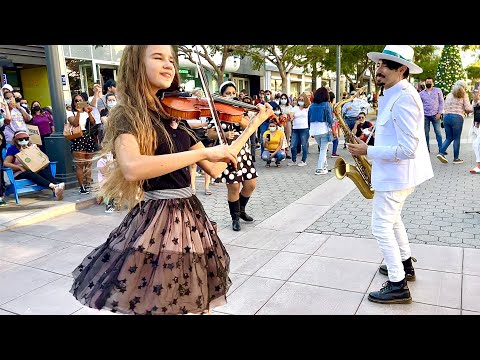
top-left (297, 161), bottom-right (307, 167)
top-left (54, 183), bottom-right (64, 200)
top-left (287, 161), bottom-right (297, 166)
top-left (315, 169), bottom-right (328, 175)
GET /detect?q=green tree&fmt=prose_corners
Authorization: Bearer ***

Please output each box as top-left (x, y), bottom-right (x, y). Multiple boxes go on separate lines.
top-left (411, 45), bottom-right (440, 81)
top-left (177, 45), bottom-right (247, 86)
top-left (466, 61), bottom-right (480, 82)
top-left (435, 45), bottom-right (467, 95)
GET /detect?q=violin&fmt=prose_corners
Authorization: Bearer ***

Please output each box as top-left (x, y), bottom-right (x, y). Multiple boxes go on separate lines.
top-left (160, 91), bottom-right (261, 124)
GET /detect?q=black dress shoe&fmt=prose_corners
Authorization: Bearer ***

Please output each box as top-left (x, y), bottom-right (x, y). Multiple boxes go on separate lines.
top-left (239, 212), bottom-right (254, 222)
top-left (368, 278), bottom-right (412, 304)
top-left (379, 257), bottom-right (416, 281)
top-left (232, 219), bottom-right (241, 231)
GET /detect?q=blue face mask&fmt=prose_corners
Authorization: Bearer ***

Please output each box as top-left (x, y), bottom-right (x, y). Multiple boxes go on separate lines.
top-left (298, 101), bottom-right (305, 107)
top-left (0, 114), bottom-right (4, 127)
top-left (280, 99), bottom-right (287, 105)
top-left (107, 101), bottom-right (117, 108)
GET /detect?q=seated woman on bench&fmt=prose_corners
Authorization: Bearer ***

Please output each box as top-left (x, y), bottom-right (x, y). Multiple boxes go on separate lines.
top-left (3, 130), bottom-right (65, 200)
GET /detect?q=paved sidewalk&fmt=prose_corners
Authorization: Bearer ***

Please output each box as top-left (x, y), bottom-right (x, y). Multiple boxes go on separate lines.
top-left (1, 177), bottom-right (479, 315)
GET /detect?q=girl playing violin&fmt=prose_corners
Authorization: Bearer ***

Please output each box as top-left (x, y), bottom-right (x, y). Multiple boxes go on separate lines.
top-left (70, 45), bottom-right (273, 315)
top-left (207, 81), bottom-right (258, 232)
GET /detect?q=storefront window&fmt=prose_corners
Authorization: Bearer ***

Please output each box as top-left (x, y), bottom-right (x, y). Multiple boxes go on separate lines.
top-left (63, 45), bottom-right (70, 58)
top-left (70, 45), bottom-right (93, 59)
top-left (93, 45), bottom-right (111, 61)
top-left (111, 46), bottom-right (125, 62)
top-left (66, 59), bottom-right (94, 96)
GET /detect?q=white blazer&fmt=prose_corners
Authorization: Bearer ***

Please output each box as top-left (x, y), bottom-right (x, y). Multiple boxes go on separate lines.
top-left (367, 79), bottom-right (434, 191)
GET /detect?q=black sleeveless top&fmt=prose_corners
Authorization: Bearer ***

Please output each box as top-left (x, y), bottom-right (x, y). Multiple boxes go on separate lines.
top-left (143, 119), bottom-right (199, 192)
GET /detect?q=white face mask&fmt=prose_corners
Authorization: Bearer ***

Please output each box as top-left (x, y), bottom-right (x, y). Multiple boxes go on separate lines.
top-left (265, 95), bottom-right (271, 100)
top-left (280, 99), bottom-right (287, 105)
top-left (298, 101), bottom-right (305, 107)
top-left (274, 110), bottom-right (281, 116)
top-left (269, 126), bottom-right (276, 132)
top-left (107, 101), bottom-right (117, 108)
top-left (18, 140), bottom-right (29, 146)
top-left (0, 116), bottom-right (4, 127)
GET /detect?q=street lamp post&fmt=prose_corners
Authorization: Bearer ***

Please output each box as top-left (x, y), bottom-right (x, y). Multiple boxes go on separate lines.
top-left (336, 45), bottom-right (341, 102)
top-left (43, 45), bottom-right (77, 186)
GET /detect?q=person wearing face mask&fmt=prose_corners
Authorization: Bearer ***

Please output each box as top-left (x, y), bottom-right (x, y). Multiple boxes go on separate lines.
top-left (98, 93), bottom-right (117, 148)
top-left (279, 93), bottom-right (294, 159)
top-left (262, 119), bottom-right (286, 167)
top-left (29, 101), bottom-right (54, 154)
top-left (3, 92), bottom-right (31, 144)
top-left (3, 130), bottom-right (65, 200)
top-left (207, 81), bottom-right (263, 231)
top-left (419, 77), bottom-right (444, 153)
top-left (19, 99), bottom-right (31, 115)
top-left (0, 101), bottom-right (12, 206)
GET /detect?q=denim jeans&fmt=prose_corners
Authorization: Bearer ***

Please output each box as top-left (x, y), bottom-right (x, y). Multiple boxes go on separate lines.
top-left (371, 187), bottom-right (415, 282)
top-left (261, 149), bottom-right (286, 163)
top-left (314, 133), bottom-right (329, 170)
top-left (332, 137), bottom-right (339, 154)
top-left (259, 121), bottom-right (270, 155)
top-left (424, 115), bottom-right (443, 151)
top-left (291, 128), bottom-right (309, 163)
top-left (439, 113), bottom-right (464, 159)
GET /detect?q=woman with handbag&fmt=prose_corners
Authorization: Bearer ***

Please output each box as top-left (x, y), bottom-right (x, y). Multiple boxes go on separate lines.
top-left (308, 87), bottom-right (334, 175)
top-left (3, 130), bottom-right (64, 200)
top-left (66, 94), bottom-right (97, 194)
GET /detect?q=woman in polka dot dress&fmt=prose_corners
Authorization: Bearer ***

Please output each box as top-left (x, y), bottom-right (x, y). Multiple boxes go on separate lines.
top-left (66, 94), bottom-right (97, 194)
top-left (207, 81), bottom-right (257, 232)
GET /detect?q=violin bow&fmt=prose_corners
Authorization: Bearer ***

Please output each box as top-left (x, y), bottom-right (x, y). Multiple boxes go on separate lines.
top-left (193, 45), bottom-right (228, 145)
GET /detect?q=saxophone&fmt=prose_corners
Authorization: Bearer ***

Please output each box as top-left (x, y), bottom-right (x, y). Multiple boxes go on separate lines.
top-left (333, 86), bottom-right (374, 199)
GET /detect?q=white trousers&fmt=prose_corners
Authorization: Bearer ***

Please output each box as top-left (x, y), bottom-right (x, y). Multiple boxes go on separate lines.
top-left (371, 187), bottom-right (414, 282)
top-left (473, 134), bottom-right (480, 163)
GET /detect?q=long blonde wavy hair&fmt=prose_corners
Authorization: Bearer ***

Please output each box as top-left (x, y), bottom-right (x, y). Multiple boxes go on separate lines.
top-left (98, 45), bottom-right (195, 209)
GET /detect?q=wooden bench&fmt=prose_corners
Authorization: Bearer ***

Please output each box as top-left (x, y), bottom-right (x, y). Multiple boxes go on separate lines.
top-left (1, 146), bottom-right (58, 205)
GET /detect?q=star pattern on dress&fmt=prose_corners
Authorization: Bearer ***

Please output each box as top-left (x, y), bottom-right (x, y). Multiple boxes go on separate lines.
top-left (199, 232), bottom-right (205, 238)
top-left (173, 276), bottom-right (179, 284)
top-left (183, 273), bottom-right (189, 279)
top-left (172, 238), bottom-right (179, 245)
top-left (137, 245), bottom-right (145, 253)
top-left (153, 284), bottom-right (163, 295)
top-left (78, 264), bottom-right (84, 272)
top-left (101, 253), bottom-right (110, 263)
top-left (191, 226), bottom-right (197, 232)
top-left (137, 277), bottom-right (148, 289)
top-left (184, 246), bottom-right (191, 253)
top-left (215, 285), bottom-right (221, 292)
top-left (128, 265), bottom-right (138, 274)
top-left (151, 259), bottom-right (159, 268)
top-left (207, 250), bottom-right (215, 259)
top-left (88, 281), bottom-right (94, 289)
top-left (161, 228), bottom-right (167, 236)
top-left (175, 217), bottom-right (180, 224)
top-left (166, 255), bottom-right (172, 260)
top-left (162, 307), bottom-right (168, 313)
top-left (167, 263), bottom-right (175, 271)
top-left (149, 238), bottom-right (155, 245)
top-left (111, 301), bottom-right (119, 308)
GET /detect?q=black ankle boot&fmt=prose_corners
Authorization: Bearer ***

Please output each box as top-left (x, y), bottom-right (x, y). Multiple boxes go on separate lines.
top-left (228, 200), bottom-right (241, 231)
top-left (368, 278), bottom-right (412, 304)
top-left (379, 257), bottom-right (416, 281)
top-left (239, 194), bottom-right (254, 222)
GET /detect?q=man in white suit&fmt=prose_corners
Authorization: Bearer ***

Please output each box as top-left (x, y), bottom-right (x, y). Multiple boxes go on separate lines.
top-left (347, 45), bottom-right (434, 304)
